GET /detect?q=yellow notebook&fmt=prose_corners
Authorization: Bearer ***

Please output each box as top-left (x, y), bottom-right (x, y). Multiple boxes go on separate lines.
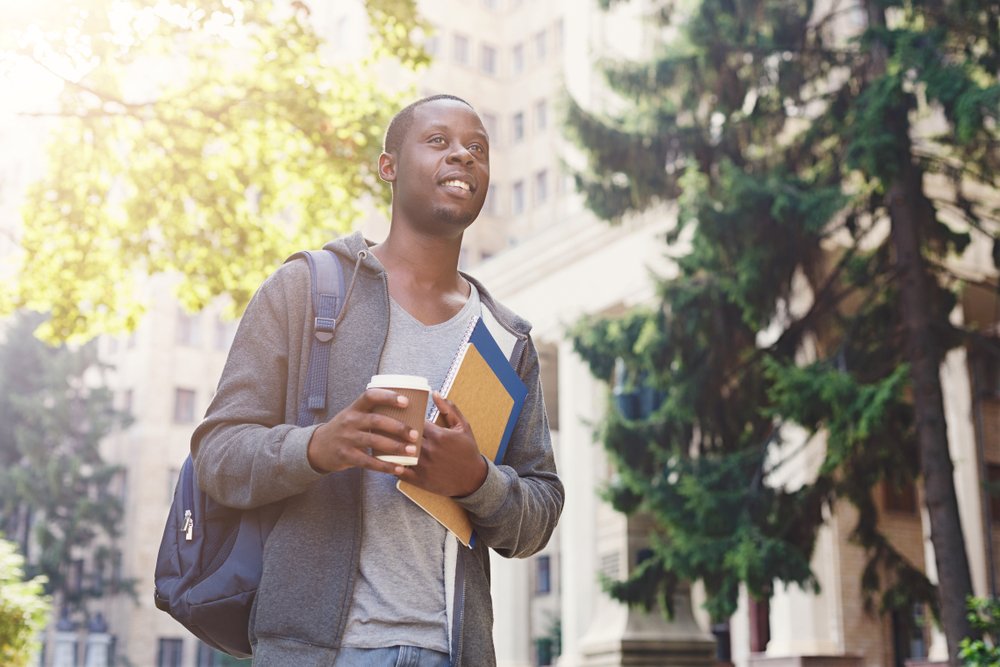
top-left (397, 317), bottom-right (527, 547)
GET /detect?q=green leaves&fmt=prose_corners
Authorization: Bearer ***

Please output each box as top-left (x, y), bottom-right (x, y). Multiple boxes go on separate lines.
top-left (0, 538), bottom-right (50, 667)
top-left (567, 0), bottom-right (996, 626)
top-left (2, 0), bottom-right (428, 342)
top-left (960, 597), bottom-right (1000, 665)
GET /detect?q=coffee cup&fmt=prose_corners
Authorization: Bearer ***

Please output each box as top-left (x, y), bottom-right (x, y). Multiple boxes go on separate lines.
top-left (366, 374), bottom-right (431, 465)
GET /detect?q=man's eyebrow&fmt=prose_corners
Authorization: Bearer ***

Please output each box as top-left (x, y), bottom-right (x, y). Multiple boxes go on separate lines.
top-left (423, 121), bottom-right (489, 141)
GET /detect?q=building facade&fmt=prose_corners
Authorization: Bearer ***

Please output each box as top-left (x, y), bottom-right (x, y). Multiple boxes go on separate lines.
top-left (2, 1), bottom-right (997, 666)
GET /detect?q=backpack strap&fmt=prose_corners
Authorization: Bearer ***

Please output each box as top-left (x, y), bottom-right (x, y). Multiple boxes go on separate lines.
top-left (285, 249), bottom-right (345, 427)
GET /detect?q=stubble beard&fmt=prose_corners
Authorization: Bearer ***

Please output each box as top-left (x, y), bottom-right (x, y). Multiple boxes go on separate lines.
top-left (430, 202), bottom-right (479, 230)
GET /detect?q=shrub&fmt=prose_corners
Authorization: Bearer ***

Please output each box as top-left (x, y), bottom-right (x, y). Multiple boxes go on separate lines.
top-left (0, 537), bottom-right (51, 667)
top-left (960, 596), bottom-right (1000, 666)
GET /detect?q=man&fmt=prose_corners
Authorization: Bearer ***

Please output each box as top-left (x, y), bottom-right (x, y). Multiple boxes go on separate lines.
top-left (192, 94), bottom-right (564, 666)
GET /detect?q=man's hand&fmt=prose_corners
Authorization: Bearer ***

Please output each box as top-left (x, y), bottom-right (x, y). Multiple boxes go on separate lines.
top-left (306, 389), bottom-right (419, 475)
top-left (398, 391), bottom-right (488, 497)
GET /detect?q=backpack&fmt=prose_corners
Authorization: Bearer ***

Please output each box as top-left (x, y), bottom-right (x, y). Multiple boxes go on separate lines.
top-left (153, 249), bottom-right (346, 658)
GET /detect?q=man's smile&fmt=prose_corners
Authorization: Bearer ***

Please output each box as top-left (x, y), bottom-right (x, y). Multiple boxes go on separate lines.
top-left (439, 174), bottom-right (475, 195)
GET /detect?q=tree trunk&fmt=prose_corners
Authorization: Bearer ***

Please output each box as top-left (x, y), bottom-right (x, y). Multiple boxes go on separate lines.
top-left (887, 155), bottom-right (975, 666)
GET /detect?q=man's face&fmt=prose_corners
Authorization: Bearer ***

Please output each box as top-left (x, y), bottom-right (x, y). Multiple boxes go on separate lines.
top-left (384, 99), bottom-right (490, 233)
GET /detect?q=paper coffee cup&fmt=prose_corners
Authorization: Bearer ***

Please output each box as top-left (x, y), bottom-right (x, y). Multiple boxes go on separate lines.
top-left (366, 374), bottom-right (431, 465)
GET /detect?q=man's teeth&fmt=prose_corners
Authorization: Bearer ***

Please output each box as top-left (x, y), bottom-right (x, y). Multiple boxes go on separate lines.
top-left (442, 180), bottom-right (470, 191)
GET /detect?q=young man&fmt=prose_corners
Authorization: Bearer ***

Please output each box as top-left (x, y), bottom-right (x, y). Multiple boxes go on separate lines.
top-left (192, 94), bottom-right (564, 666)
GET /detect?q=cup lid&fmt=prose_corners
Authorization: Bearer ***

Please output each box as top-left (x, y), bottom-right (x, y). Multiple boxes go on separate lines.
top-left (367, 374), bottom-right (431, 391)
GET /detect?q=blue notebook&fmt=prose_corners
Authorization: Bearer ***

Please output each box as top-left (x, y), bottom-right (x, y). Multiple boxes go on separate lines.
top-left (398, 316), bottom-right (528, 546)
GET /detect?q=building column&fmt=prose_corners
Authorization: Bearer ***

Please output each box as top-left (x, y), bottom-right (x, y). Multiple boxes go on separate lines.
top-left (577, 512), bottom-right (715, 667)
top-left (553, 339), bottom-right (714, 666)
top-left (83, 613), bottom-right (111, 667)
top-left (557, 340), bottom-right (602, 666)
top-left (52, 611), bottom-right (78, 667)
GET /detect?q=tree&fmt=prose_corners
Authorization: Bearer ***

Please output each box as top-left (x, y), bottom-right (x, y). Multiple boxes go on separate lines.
top-left (0, 0), bottom-right (429, 342)
top-left (0, 536), bottom-right (51, 667)
top-left (0, 312), bottom-right (132, 614)
top-left (566, 0), bottom-right (998, 662)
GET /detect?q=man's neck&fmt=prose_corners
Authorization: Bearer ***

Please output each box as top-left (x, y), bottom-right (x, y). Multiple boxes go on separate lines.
top-left (371, 228), bottom-right (471, 330)
top-left (372, 226), bottom-right (465, 292)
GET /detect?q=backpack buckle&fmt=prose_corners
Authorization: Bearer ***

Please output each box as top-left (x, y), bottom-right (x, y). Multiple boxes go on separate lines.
top-left (314, 317), bottom-right (336, 342)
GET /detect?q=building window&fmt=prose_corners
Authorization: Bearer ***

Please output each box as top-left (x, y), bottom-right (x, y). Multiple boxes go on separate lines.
top-left (157, 638), bottom-right (184, 667)
top-left (111, 551), bottom-right (124, 593)
top-left (512, 111), bottom-right (525, 142)
top-left (534, 169), bottom-right (548, 204)
top-left (214, 316), bottom-right (235, 351)
top-left (599, 551), bottom-right (619, 580)
top-left (480, 44), bottom-right (497, 76)
top-left (453, 34), bottom-right (469, 65)
top-left (883, 479), bottom-right (918, 514)
top-left (557, 171), bottom-right (573, 196)
top-left (109, 468), bottom-right (128, 506)
top-left (892, 604), bottom-right (928, 666)
top-left (483, 184), bottom-right (499, 216)
top-left (196, 642), bottom-right (222, 666)
top-left (511, 181), bottom-right (525, 215)
top-left (534, 29), bottom-right (547, 62)
top-left (482, 112), bottom-right (499, 144)
top-left (749, 597), bottom-right (771, 653)
top-left (90, 558), bottom-right (106, 595)
top-left (988, 464), bottom-right (1000, 523)
top-left (535, 99), bottom-right (548, 130)
top-left (176, 310), bottom-right (201, 347)
top-left (536, 637), bottom-right (554, 666)
top-left (554, 18), bottom-right (564, 51)
top-left (424, 35), bottom-right (439, 57)
top-left (535, 554), bottom-right (551, 594)
top-left (173, 388), bottom-right (196, 424)
top-left (69, 558), bottom-right (85, 595)
top-left (511, 42), bottom-right (524, 74)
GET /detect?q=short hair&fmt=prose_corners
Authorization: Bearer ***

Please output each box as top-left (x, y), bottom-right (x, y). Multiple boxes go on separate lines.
top-left (383, 94), bottom-right (476, 154)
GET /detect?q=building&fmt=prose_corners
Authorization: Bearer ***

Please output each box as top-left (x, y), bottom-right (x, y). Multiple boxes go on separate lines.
top-left (3, 0), bottom-right (996, 666)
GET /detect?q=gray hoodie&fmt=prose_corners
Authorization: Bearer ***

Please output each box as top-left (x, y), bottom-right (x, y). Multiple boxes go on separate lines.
top-left (191, 232), bottom-right (564, 666)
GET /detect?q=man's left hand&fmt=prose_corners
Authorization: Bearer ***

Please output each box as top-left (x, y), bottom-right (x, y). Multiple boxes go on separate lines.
top-left (397, 391), bottom-right (488, 497)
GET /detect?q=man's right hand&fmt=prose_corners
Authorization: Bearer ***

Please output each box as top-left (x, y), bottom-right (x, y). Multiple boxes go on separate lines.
top-left (306, 389), bottom-right (419, 475)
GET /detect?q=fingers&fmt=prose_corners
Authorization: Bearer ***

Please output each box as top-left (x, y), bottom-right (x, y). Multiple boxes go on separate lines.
top-left (308, 388), bottom-right (420, 475)
top-left (339, 444), bottom-right (409, 477)
top-left (356, 412), bottom-right (419, 445)
top-left (431, 391), bottom-right (466, 429)
top-left (355, 387), bottom-right (410, 412)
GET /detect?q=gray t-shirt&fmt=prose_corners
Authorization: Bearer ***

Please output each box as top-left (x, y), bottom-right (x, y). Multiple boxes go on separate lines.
top-left (341, 283), bottom-right (481, 652)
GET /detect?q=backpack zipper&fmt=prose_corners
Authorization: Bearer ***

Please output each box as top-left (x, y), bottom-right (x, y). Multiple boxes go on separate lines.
top-left (182, 510), bottom-right (194, 541)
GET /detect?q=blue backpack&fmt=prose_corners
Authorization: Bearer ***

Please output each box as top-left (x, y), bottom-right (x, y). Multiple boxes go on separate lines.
top-left (153, 249), bottom-right (345, 658)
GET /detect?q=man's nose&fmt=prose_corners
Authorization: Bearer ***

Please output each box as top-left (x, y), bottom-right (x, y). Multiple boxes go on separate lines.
top-left (446, 143), bottom-right (474, 164)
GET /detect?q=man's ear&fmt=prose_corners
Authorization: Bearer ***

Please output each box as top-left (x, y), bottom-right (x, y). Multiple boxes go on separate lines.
top-left (378, 152), bottom-right (396, 182)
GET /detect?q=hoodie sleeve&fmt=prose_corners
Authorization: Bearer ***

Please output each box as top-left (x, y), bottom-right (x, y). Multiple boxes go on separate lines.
top-left (452, 336), bottom-right (564, 558)
top-left (191, 260), bottom-right (325, 509)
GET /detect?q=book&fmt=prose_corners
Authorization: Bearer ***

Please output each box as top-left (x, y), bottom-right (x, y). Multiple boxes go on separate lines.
top-left (396, 316), bottom-right (528, 547)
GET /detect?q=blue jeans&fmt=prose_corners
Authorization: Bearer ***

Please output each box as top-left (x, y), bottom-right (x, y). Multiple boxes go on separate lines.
top-left (332, 646), bottom-right (451, 666)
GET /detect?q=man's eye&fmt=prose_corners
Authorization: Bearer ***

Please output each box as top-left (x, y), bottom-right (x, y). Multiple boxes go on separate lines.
top-left (430, 136), bottom-right (445, 144)
top-left (470, 144), bottom-right (485, 153)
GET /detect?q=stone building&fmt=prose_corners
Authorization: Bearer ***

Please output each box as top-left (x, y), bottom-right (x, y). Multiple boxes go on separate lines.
top-left (3, 0), bottom-right (996, 666)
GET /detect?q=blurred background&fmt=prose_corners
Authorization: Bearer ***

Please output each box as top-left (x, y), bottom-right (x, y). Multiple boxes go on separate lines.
top-left (0, 0), bottom-right (998, 666)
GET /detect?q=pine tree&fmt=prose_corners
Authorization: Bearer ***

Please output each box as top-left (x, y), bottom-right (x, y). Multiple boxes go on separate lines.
top-left (0, 312), bottom-right (132, 614)
top-left (566, 0), bottom-right (998, 661)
